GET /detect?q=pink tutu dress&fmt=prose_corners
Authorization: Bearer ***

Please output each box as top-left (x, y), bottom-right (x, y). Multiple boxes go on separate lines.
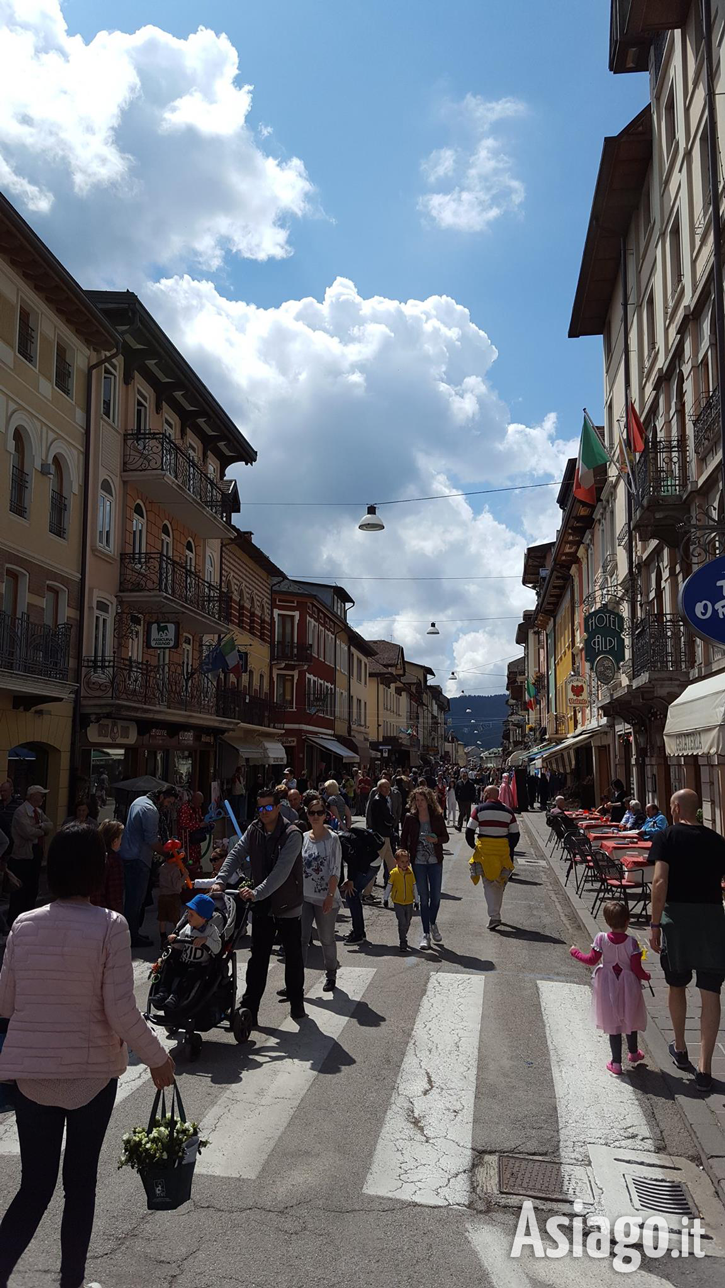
top-left (590, 932), bottom-right (647, 1035)
top-left (499, 774), bottom-right (515, 809)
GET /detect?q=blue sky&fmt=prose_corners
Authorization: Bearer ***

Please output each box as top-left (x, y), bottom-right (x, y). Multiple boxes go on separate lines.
top-left (2, 1), bottom-right (647, 690)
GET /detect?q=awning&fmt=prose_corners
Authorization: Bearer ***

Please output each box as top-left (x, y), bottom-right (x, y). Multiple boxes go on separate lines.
top-left (223, 733), bottom-right (287, 764)
top-left (306, 735), bottom-right (359, 762)
top-left (508, 743), bottom-right (559, 768)
top-left (540, 726), bottom-right (610, 763)
top-left (664, 674), bottom-right (725, 757)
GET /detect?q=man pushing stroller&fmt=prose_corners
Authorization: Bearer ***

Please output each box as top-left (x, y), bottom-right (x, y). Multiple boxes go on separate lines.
top-left (153, 893), bottom-right (222, 1012)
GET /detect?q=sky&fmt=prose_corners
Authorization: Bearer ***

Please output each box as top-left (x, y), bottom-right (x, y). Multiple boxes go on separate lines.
top-left (0, 0), bottom-right (646, 695)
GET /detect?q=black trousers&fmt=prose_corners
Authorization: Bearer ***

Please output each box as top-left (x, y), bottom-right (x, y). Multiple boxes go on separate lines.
top-left (7, 847), bottom-right (43, 926)
top-left (457, 802), bottom-right (472, 830)
top-left (242, 910), bottom-right (304, 1014)
top-left (609, 1032), bottom-right (639, 1063)
top-left (0, 1079), bottom-right (117, 1288)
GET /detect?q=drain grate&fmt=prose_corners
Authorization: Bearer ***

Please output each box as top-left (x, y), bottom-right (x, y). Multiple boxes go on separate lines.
top-left (499, 1156), bottom-right (570, 1202)
top-left (630, 1175), bottom-right (696, 1218)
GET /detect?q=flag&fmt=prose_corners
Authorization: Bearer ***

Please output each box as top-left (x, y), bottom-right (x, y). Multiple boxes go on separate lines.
top-left (615, 421), bottom-right (637, 496)
top-left (220, 634), bottom-right (241, 677)
top-left (627, 400), bottom-right (646, 454)
top-left (573, 413), bottom-right (609, 503)
top-left (525, 679), bottom-right (536, 710)
top-left (200, 642), bottom-right (223, 675)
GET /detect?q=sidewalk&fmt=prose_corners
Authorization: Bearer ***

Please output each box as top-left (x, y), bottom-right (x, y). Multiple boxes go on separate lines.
top-left (521, 808), bottom-right (725, 1201)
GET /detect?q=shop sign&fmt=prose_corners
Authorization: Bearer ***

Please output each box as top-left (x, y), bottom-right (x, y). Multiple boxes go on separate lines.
top-left (279, 737), bottom-right (297, 747)
top-left (679, 555), bottom-right (725, 647)
top-left (593, 655), bottom-right (617, 686)
top-left (86, 719), bottom-right (137, 746)
top-left (566, 676), bottom-right (588, 708)
top-left (674, 730), bottom-right (703, 755)
top-left (584, 609), bottom-right (625, 666)
top-left (146, 621), bottom-right (180, 649)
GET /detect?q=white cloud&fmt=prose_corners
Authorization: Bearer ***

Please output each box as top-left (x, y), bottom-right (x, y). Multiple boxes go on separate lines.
top-left (419, 94), bottom-right (526, 233)
top-left (145, 275), bottom-right (573, 693)
top-left (0, 0), bottom-right (313, 279)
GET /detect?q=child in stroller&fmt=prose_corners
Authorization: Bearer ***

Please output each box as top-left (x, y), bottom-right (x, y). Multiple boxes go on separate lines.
top-left (152, 893), bottom-right (222, 1012)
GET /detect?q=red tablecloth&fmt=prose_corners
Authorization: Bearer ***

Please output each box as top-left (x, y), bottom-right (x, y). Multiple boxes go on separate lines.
top-left (599, 839), bottom-right (651, 857)
top-left (619, 852), bottom-right (654, 871)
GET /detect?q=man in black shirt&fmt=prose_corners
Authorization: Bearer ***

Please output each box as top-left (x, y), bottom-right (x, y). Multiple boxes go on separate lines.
top-left (649, 789), bottom-right (725, 1093)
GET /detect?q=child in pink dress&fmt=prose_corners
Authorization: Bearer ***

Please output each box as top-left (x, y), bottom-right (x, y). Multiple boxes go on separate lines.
top-left (570, 901), bottom-right (651, 1075)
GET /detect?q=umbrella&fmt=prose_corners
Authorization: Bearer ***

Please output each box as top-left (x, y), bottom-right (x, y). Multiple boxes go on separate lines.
top-left (112, 775), bottom-right (170, 795)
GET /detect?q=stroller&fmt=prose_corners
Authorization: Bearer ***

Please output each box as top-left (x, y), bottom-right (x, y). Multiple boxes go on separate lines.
top-left (145, 889), bottom-right (253, 1060)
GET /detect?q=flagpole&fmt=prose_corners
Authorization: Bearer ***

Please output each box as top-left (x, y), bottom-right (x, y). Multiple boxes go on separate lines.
top-left (621, 234), bottom-right (641, 802)
top-left (582, 407), bottom-right (633, 489)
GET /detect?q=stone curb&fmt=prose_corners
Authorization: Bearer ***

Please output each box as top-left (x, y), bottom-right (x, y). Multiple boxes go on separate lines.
top-left (520, 812), bottom-right (725, 1205)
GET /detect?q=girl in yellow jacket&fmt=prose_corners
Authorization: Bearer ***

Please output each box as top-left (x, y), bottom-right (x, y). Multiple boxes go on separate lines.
top-left (384, 849), bottom-right (417, 953)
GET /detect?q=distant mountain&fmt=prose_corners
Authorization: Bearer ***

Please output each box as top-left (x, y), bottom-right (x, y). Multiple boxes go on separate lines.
top-left (446, 693), bottom-right (508, 750)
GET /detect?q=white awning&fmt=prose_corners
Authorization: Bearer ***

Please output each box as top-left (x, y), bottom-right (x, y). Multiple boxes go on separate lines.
top-left (540, 726), bottom-right (609, 763)
top-left (664, 673), bottom-right (725, 757)
top-left (307, 735), bottom-right (359, 762)
top-left (223, 733), bottom-right (287, 764)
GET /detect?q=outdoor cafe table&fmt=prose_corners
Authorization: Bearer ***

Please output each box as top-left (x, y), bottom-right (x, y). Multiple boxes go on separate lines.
top-left (599, 840), bottom-right (654, 882)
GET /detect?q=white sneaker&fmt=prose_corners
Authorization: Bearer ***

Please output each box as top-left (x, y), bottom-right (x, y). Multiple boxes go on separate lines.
top-left (419, 933), bottom-right (431, 950)
top-left (430, 923), bottom-right (443, 943)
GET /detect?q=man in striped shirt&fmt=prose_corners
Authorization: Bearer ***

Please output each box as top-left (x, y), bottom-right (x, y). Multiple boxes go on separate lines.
top-left (466, 786), bottom-right (520, 928)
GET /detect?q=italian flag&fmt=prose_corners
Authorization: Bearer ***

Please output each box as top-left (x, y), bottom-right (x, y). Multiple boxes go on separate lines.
top-left (220, 634), bottom-right (241, 677)
top-left (573, 413), bottom-right (609, 504)
top-left (525, 679), bottom-right (536, 710)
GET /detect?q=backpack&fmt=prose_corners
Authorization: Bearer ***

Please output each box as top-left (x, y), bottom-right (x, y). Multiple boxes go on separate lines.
top-left (339, 827), bottom-right (383, 875)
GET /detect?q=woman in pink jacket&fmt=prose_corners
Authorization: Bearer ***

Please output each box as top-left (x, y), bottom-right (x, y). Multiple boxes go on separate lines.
top-left (0, 824), bottom-right (175, 1288)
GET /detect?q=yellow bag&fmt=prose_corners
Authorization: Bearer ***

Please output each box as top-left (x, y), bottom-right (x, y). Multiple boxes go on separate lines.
top-left (473, 836), bottom-right (513, 883)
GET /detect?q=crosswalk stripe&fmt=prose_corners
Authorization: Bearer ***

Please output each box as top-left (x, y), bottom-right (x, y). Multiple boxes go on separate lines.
top-left (466, 1220), bottom-right (672, 1287)
top-left (197, 966), bottom-right (376, 1179)
top-left (363, 971), bottom-right (485, 1207)
top-left (537, 980), bottom-right (655, 1164)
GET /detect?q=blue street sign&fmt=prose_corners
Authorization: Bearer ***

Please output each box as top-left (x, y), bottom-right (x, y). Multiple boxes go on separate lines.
top-left (679, 555), bottom-right (725, 647)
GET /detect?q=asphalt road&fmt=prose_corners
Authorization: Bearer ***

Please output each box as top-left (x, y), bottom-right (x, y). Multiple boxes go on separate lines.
top-left (1, 823), bottom-right (724, 1288)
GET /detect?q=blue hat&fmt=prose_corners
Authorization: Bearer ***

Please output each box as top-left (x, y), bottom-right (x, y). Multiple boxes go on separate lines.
top-left (187, 893), bottom-right (215, 920)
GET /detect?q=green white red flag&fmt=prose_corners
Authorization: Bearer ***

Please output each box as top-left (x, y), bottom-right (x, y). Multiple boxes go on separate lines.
top-left (573, 413), bottom-right (609, 504)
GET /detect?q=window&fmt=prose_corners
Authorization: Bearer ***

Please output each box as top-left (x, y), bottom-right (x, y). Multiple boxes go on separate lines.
top-left (161, 522), bottom-right (172, 560)
top-left (182, 635), bottom-right (193, 677)
top-left (208, 460), bottom-right (217, 483)
top-left (135, 390), bottom-right (149, 433)
top-left (699, 130), bottom-right (710, 214)
top-left (132, 502), bottom-right (146, 558)
top-left (44, 585), bottom-right (60, 628)
top-left (185, 539), bottom-right (195, 571)
top-left (277, 673), bottom-right (294, 705)
top-left (668, 215), bottom-right (682, 293)
top-left (645, 289), bottom-right (656, 359)
top-left (163, 415), bottom-right (175, 439)
top-left (10, 428), bottom-right (29, 518)
top-left (248, 668), bottom-right (255, 697)
top-left (258, 672), bottom-right (265, 701)
top-left (49, 457), bottom-right (67, 539)
top-left (664, 83), bottom-right (677, 159)
top-left (3, 569), bottom-right (22, 618)
top-left (98, 479), bottom-right (114, 550)
top-left (17, 303), bottom-right (36, 365)
top-left (93, 600), bottom-right (112, 662)
top-left (356, 656), bottom-right (362, 683)
top-left (606, 402), bottom-right (613, 449)
top-left (102, 364), bottom-right (118, 422)
top-left (128, 614), bottom-right (142, 664)
top-left (641, 177), bottom-right (652, 237)
top-left (363, 700), bottom-right (367, 726)
top-left (205, 551), bottom-right (215, 584)
top-left (55, 338), bottom-right (74, 398)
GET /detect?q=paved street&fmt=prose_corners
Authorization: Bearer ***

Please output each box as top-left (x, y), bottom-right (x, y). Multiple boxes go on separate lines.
top-left (1, 825), bottom-right (724, 1288)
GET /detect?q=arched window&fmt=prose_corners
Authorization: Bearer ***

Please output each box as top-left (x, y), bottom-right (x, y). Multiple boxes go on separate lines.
top-left (205, 551), bottom-right (215, 584)
top-left (248, 601), bottom-right (256, 636)
top-left (185, 539), bottom-right (195, 571)
top-left (248, 668), bottom-right (255, 697)
top-left (161, 522), bottom-right (172, 560)
top-left (49, 457), bottom-right (67, 538)
top-left (98, 479), bottom-right (114, 551)
top-left (132, 502), bottom-right (146, 558)
top-left (10, 428), bottom-right (28, 518)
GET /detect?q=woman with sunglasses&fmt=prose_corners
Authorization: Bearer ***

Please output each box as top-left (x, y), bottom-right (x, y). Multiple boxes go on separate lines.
top-left (401, 786), bottom-right (449, 950)
top-left (300, 796), bottom-right (342, 991)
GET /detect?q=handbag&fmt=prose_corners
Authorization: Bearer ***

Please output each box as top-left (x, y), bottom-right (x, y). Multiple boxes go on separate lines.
top-left (139, 1081), bottom-right (199, 1211)
top-left (189, 823), bottom-right (214, 845)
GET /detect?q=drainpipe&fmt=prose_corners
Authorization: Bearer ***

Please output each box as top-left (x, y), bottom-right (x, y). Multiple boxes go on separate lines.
top-left (702, 0), bottom-right (725, 502)
top-left (69, 337), bottom-right (122, 811)
top-left (620, 236), bottom-right (642, 803)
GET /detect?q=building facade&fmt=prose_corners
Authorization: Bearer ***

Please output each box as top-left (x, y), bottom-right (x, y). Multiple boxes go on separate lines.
top-left (0, 193), bottom-right (117, 828)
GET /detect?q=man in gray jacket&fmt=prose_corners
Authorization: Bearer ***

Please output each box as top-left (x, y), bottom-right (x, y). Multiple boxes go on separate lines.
top-left (213, 785), bottom-right (305, 1023)
top-left (8, 785), bottom-right (53, 924)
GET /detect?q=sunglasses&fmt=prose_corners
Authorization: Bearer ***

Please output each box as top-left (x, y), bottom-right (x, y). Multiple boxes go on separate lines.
top-left (308, 808), bottom-right (326, 817)
top-left (257, 803), bottom-right (275, 813)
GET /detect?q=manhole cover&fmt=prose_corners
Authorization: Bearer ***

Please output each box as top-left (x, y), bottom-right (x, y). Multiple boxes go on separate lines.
top-left (630, 1175), bottom-right (696, 1217)
top-left (499, 1156), bottom-right (570, 1201)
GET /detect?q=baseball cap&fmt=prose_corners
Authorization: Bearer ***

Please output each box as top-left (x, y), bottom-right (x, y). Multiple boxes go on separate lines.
top-left (187, 893), bottom-right (216, 920)
top-left (26, 785), bottom-right (48, 796)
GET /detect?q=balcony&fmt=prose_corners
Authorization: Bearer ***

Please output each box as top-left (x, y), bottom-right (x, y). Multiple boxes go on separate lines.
top-left (49, 489), bottom-right (67, 539)
top-left (272, 640), bottom-right (313, 664)
top-left (10, 465), bottom-right (28, 518)
top-left (617, 521), bottom-right (630, 549)
top-left (0, 611), bottom-right (72, 686)
top-left (122, 433), bottom-right (235, 538)
top-left (82, 655), bottom-right (227, 723)
top-left (609, 0), bottom-right (688, 75)
top-left (632, 440), bottom-right (689, 546)
top-left (693, 388), bottom-right (720, 459)
top-left (118, 553), bottom-right (231, 633)
top-left (632, 614), bottom-right (693, 684)
top-left (216, 689), bottom-right (285, 729)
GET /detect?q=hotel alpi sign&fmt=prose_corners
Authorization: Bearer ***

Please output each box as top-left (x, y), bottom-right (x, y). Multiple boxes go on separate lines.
top-left (584, 609), bottom-right (625, 667)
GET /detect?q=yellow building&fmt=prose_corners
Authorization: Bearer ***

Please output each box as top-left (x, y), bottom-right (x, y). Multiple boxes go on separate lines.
top-left (0, 192), bottom-right (117, 828)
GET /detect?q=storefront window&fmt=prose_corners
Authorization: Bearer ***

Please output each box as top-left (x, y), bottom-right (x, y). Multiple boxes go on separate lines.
top-left (90, 748), bottom-right (126, 822)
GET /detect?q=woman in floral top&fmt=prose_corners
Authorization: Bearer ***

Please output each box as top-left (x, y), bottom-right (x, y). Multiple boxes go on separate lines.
top-left (301, 795), bottom-right (342, 992)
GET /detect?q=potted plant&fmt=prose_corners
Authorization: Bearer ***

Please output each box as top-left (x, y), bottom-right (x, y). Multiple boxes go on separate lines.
top-left (119, 1083), bottom-right (208, 1210)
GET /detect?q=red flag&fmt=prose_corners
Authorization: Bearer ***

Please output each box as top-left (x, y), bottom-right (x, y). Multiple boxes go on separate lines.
top-left (627, 401), bottom-right (646, 454)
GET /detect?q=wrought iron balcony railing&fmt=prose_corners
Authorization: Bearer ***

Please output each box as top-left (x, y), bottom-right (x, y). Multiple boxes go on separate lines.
top-left (49, 489), bottom-right (67, 538)
top-left (17, 320), bottom-right (35, 364)
top-left (119, 553), bottom-right (231, 623)
top-left (692, 388), bottom-right (720, 458)
top-left (215, 689), bottom-right (285, 728)
top-left (82, 656), bottom-right (220, 715)
top-left (617, 521), bottom-right (629, 549)
top-left (10, 465), bottom-right (28, 518)
top-left (55, 355), bottom-right (73, 397)
top-left (272, 640), bottom-right (313, 662)
top-left (0, 611), bottom-right (72, 681)
top-left (633, 439), bottom-right (689, 505)
top-left (632, 614), bottom-right (693, 678)
top-left (123, 433), bottom-right (233, 524)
